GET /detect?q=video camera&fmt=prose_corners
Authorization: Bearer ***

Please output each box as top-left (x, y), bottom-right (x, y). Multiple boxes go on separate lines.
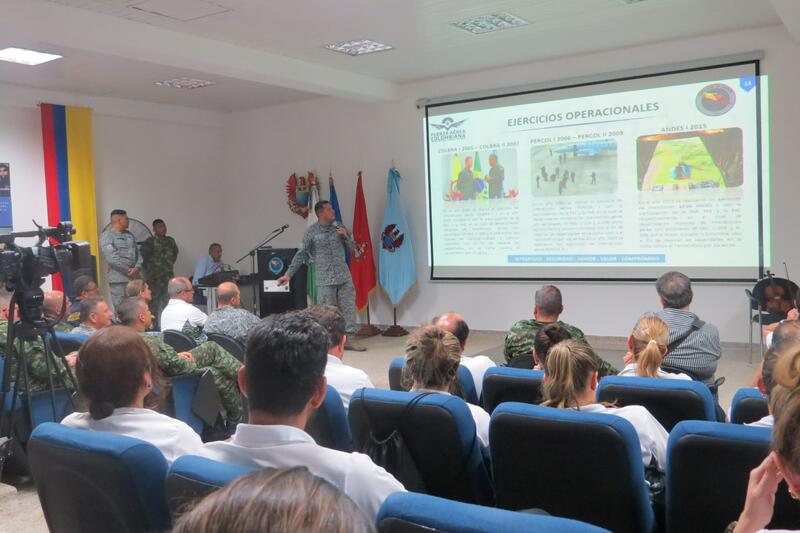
top-left (0, 221), bottom-right (92, 325)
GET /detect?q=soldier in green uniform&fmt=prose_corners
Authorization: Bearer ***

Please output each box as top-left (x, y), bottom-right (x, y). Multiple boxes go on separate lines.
top-left (116, 297), bottom-right (243, 420)
top-left (140, 218), bottom-right (179, 322)
top-left (504, 285), bottom-right (617, 377)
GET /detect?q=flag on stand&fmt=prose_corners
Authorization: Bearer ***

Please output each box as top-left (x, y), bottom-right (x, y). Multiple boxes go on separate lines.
top-left (379, 167), bottom-right (416, 305)
top-left (305, 172), bottom-right (319, 304)
top-left (350, 172), bottom-right (376, 311)
top-left (328, 173), bottom-right (350, 265)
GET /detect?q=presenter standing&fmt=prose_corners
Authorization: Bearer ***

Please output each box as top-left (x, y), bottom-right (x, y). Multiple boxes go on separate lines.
top-left (277, 200), bottom-right (366, 351)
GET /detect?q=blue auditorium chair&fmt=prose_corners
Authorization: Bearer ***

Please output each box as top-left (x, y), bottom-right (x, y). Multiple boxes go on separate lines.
top-left (377, 492), bottom-right (610, 533)
top-left (596, 375), bottom-right (715, 431)
top-left (28, 422), bottom-right (170, 533)
top-left (305, 384), bottom-right (353, 452)
top-left (168, 370), bottom-right (223, 436)
top-left (667, 420), bottom-right (800, 532)
top-left (162, 329), bottom-right (197, 352)
top-left (490, 402), bottom-right (654, 533)
top-left (205, 332), bottom-right (244, 362)
top-left (165, 455), bottom-right (257, 518)
top-left (729, 387), bottom-right (769, 425)
top-left (49, 331), bottom-right (90, 355)
top-left (481, 367), bottom-right (544, 414)
top-left (387, 357), bottom-right (479, 405)
top-left (349, 388), bottom-right (492, 505)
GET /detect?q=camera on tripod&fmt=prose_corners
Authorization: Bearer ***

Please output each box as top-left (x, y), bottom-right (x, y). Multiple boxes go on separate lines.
top-left (0, 221), bottom-right (92, 326)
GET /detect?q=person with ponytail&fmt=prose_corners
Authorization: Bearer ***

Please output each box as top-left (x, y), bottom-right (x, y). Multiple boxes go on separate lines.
top-left (541, 339), bottom-right (669, 470)
top-left (731, 343), bottom-right (800, 532)
top-left (61, 325), bottom-right (201, 462)
top-left (406, 325), bottom-right (491, 449)
top-left (619, 316), bottom-right (691, 380)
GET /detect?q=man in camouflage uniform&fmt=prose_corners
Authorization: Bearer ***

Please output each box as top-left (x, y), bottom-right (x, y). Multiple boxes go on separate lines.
top-left (203, 281), bottom-right (260, 345)
top-left (278, 200), bottom-right (365, 351)
top-left (100, 209), bottom-right (142, 309)
top-left (504, 285), bottom-right (617, 377)
top-left (116, 297), bottom-right (243, 419)
top-left (140, 218), bottom-right (179, 322)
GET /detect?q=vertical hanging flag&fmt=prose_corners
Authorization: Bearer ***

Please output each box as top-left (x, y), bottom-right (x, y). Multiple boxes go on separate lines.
top-left (40, 103), bottom-right (99, 291)
top-left (328, 173), bottom-right (350, 265)
top-left (305, 172), bottom-right (319, 304)
top-left (350, 172), bottom-right (376, 311)
top-left (379, 167), bottom-right (416, 305)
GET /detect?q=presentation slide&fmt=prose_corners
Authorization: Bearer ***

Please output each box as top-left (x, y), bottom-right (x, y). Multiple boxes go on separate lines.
top-left (425, 62), bottom-right (769, 281)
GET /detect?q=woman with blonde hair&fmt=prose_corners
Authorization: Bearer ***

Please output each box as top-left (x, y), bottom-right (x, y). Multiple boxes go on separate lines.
top-left (541, 339), bottom-right (669, 470)
top-left (405, 325), bottom-right (491, 448)
top-left (619, 315), bottom-right (691, 380)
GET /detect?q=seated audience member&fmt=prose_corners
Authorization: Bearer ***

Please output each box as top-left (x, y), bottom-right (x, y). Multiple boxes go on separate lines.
top-left (619, 316), bottom-right (691, 380)
top-left (304, 305), bottom-right (373, 410)
top-left (197, 311), bottom-right (405, 519)
top-left (504, 285), bottom-right (617, 376)
top-left (61, 326), bottom-right (201, 462)
top-left (126, 279), bottom-right (152, 302)
top-left (405, 325), bottom-right (491, 449)
top-left (116, 297), bottom-right (243, 421)
top-left (747, 324), bottom-right (800, 429)
top-left (432, 312), bottom-right (496, 397)
top-left (203, 282), bottom-right (260, 345)
top-left (541, 340), bottom-right (668, 470)
top-left (71, 297), bottom-right (114, 335)
top-left (508, 323), bottom-right (573, 369)
top-left (67, 275), bottom-right (100, 323)
top-left (160, 276), bottom-right (208, 342)
top-left (43, 290), bottom-right (73, 332)
top-left (171, 467), bottom-right (375, 533)
top-left (653, 271), bottom-right (721, 384)
top-left (732, 348), bottom-right (800, 533)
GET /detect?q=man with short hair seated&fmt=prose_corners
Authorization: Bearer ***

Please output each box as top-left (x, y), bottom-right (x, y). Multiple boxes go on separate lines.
top-left (504, 285), bottom-right (617, 376)
top-left (67, 275), bottom-right (100, 323)
top-left (71, 297), bottom-right (114, 335)
top-left (432, 312), bottom-right (495, 398)
top-left (160, 276), bottom-right (208, 342)
top-left (304, 305), bottom-right (373, 410)
top-left (653, 271), bottom-right (721, 384)
top-left (203, 282), bottom-right (260, 345)
top-left (197, 311), bottom-right (405, 519)
top-left (43, 290), bottom-right (74, 332)
top-left (116, 297), bottom-right (243, 422)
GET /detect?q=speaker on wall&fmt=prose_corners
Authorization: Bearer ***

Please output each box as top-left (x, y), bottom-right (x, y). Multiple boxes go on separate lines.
top-left (257, 248), bottom-right (307, 318)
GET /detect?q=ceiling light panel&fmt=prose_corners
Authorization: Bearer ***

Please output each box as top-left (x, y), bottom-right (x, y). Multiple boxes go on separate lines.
top-left (0, 47), bottom-right (62, 66)
top-left (154, 76), bottom-right (216, 89)
top-left (130, 0), bottom-right (231, 22)
top-left (324, 39), bottom-right (394, 56)
top-left (451, 12), bottom-right (530, 35)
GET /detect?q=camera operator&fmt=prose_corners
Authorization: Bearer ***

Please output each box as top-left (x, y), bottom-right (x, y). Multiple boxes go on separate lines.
top-left (100, 209), bottom-right (142, 309)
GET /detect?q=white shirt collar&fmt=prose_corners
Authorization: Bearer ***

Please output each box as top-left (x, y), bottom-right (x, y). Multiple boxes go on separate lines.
top-left (327, 354), bottom-right (344, 365)
top-left (232, 424), bottom-right (315, 447)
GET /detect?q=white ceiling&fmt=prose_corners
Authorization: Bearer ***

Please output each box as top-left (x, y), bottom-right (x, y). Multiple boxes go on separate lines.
top-left (0, 0), bottom-right (791, 111)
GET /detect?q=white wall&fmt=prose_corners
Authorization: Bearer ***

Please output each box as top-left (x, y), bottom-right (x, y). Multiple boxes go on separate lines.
top-left (0, 83), bottom-right (228, 280)
top-left (221, 24), bottom-right (800, 342)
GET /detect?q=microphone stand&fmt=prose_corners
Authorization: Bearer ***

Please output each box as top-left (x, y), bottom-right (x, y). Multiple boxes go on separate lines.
top-left (236, 225), bottom-right (288, 315)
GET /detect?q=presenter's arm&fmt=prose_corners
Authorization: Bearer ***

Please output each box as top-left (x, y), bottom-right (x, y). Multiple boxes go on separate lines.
top-left (335, 225), bottom-right (356, 250)
top-left (278, 229), bottom-right (313, 285)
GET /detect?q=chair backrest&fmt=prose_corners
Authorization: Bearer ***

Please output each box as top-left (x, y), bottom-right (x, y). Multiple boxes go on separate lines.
top-left (166, 455), bottom-right (257, 519)
top-left (730, 387), bottom-right (769, 425)
top-left (596, 375), bottom-right (715, 431)
top-left (387, 357), bottom-right (479, 405)
top-left (28, 422), bottom-right (170, 533)
top-left (482, 367), bottom-right (544, 414)
top-left (377, 492), bottom-right (610, 533)
top-left (205, 333), bottom-right (244, 362)
top-left (490, 403), bottom-right (654, 533)
top-left (168, 371), bottom-right (222, 434)
top-left (667, 421), bottom-right (800, 533)
top-left (49, 332), bottom-right (90, 355)
top-left (305, 384), bottom-right (353, 452)
top-left (162, 330), bottom-right (197, 352)
top-left (349, 388), bottom-right (493, 505)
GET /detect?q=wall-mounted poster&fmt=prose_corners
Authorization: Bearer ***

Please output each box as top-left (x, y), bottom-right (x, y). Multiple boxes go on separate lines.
top-left (0, 162), bottom-right (12, 230)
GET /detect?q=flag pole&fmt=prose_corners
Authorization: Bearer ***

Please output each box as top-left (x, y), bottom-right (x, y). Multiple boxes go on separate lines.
top-left (356, 302), bottom-right (382, 337)
top-left (381, 307), bottom-right (408, 337)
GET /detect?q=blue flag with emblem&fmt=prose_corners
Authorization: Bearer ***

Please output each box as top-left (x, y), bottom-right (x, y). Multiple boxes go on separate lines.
top-left (379, 167), bottom-right (416, 305)
top-left (328, 173), bottom-right (350, 266)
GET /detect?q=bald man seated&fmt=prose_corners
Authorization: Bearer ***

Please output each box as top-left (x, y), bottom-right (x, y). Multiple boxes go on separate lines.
top-left (432, 312), bottom-right (497, 398)
top-left (42, 290), bottom-right (74, 332)
top-left (203, 282), bottom-right (261, 345)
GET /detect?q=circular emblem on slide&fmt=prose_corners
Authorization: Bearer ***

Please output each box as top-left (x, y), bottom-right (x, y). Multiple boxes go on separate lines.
top-left (696, 83), bottom-right (736, 116)
top-left (268, 256), bottom-right (285, 275)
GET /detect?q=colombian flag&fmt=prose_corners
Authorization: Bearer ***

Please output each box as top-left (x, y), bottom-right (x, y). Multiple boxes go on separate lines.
top-left (40, 104), bottom-right (99, 290)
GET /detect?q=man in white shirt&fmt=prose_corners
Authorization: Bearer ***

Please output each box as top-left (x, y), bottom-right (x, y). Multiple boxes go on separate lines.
top-left (197, 311), bottom-right (404, 519)
top-left (304, 305), bottom-right (373, 410)
top-left (160, 277), bottom-right (208, 340)
top-left (432, 312), bottom-right (496, 398)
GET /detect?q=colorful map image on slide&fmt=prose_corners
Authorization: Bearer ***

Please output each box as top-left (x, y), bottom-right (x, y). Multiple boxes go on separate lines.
top-left (442, 148), bottom-right (518, 201)
top-left (529, 139), bottom-right (618, 197)
top-left (636, 128), bottom-right (743, 192)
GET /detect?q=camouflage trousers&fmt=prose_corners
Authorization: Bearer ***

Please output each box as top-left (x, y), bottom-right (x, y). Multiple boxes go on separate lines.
top-left (317, 279), bottom-right (357, 333)
top-left (191, 341), bottom-right (243, 419)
